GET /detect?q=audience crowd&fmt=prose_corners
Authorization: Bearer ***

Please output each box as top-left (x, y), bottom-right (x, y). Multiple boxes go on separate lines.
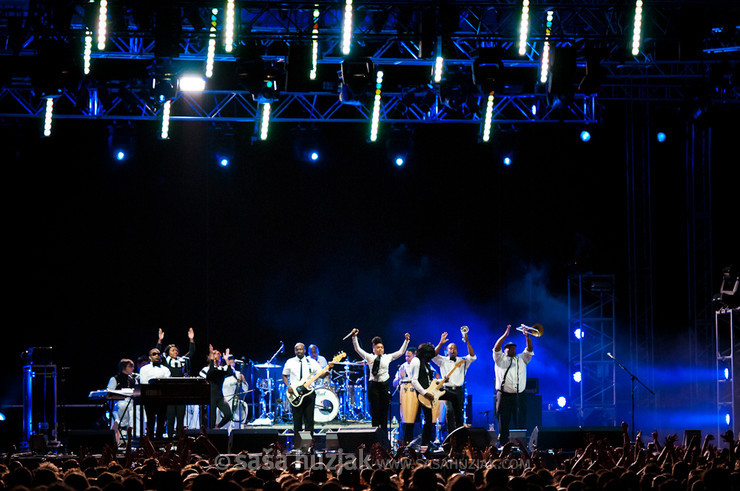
top-left (2, 424), bottom-right (739, 491)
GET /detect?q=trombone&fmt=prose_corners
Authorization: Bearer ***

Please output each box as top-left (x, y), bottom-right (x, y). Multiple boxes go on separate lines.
top-left (516, 323), bottom-right (543, 337)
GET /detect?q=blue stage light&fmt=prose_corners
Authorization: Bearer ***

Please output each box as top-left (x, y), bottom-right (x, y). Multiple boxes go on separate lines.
top-left (219, 158), bottom-right (229, 167)
top-left (725, 368), bottom-right (730, 380)
top-left (503, 156), bottom-right (512, 166)
top-left (574, 328), bottom-right (584, 339)
top-left (573, 371), bottom-right (582, 383)
top-left (657, 131), bottom-right (667, 143)
top-left (580, 130), bottom-right (591, 142)
top-left (726, 413), bottom-right (731, 425)
top-left (557, 396), bottom-right (567, 408)
top-left (115, 150), bottom-right (126, 161)
top-left (395, 156), bottom-right (405, 166)
top-left (310, 151), bottom-right (319, 161)
top-left (0, 412), bottom-right (5, 421)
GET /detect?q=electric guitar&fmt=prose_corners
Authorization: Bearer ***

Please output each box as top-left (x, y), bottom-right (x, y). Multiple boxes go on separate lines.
top-left (418, 358), bottom-right (466, 409)
top-left (287, 352), bottom-right (346, 407)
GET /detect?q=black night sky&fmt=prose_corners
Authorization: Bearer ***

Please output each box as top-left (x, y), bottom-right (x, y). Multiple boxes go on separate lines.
top-left (2, 97), bottom-right (738, 436)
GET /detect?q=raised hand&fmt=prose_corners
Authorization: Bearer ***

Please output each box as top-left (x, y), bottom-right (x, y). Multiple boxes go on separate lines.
top-left (188, 328), bottom-right (194, 340)
top-left (158, 328), bottom-right (165, 342)
top-left (440, 332), bottom-right (449, 345)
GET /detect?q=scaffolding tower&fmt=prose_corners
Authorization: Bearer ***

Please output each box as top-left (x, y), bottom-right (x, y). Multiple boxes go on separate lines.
top-left (568, 273), bottom-right (616, 426)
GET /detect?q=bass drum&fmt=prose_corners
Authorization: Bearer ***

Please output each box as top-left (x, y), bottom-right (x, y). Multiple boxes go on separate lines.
top-left (314, 388), bottom-right (339, 423)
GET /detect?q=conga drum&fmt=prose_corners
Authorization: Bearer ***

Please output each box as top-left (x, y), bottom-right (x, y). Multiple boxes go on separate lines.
top-left (399, 382), bottom-right (419, 423)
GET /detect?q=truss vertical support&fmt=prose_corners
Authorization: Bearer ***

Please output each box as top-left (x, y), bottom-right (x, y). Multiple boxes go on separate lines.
top-left (625, 100), bottom-right (656, 425)
top-left (568, 274), bottom-right (617, 426)
top-left (716, 309), bottom-right (739, 440)
top-left (686, 122), bottom-right (714, 403)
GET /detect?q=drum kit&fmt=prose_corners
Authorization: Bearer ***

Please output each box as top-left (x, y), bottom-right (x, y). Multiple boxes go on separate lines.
top-left (253, 358), bottom-right (371, 425)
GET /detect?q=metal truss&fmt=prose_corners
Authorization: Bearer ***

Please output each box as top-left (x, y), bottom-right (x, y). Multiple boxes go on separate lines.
top-left (716, 309), bottom-right (740, 439)
top-left (0, 87), bottom-right (597, 124)
top-left (568, 274), bottom-right (617, 426)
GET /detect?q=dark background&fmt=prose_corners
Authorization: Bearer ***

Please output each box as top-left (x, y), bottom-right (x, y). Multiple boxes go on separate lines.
top-left (2, 98), bottom-right (737, 437)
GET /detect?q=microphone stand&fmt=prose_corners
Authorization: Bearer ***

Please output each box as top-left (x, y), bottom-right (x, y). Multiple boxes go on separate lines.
top-left (608, 352), bottom-right (654, 441)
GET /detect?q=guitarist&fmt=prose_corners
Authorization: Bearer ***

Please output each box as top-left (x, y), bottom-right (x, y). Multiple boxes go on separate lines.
top-left (433, 329), bottom-right (476, 433)
top-left (410, 343), bottom-right (454, 448)
top-left (282, 342), bottom-right (327, 436)
top-left (350, 330), bottom-right (410, 435)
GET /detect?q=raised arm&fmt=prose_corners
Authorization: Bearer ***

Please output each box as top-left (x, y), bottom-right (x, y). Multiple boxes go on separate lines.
top-left (186, 328), bottom-right (195, 358)
top-left (389, 333), bottom-right (411, 360)
top-left (434, 332), bottom-right (448, 356)
top-left (464, 330), bottom-right (476, 358)
top-left (525, 330), bottom-right (533, 353)
top-left (156, 328), bottom-right (165, 352)
top-left (493, 325), bottom-right (511, 352)
top-left (351, 329), bottom-right (371, 360)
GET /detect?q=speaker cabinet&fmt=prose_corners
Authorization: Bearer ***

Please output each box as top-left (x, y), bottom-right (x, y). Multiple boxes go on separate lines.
top-left (229, 428), bottom-right (279, 453)
top-left (443, 426), bottom-right (493, 452)
top-left (184, 429), bottom-right (229, 454)
top-left (336, 427), bottom-right (383, 451)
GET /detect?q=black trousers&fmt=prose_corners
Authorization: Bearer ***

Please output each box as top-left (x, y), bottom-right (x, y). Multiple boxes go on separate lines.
top-left (368, 381), bottom-right (391, 431)
top-left (144, 403), bottom-right (167, 440)
top-left (291, 391), bottom-right (316, 435)
top-left (420, 392), bottom-right (454, 447)
top-left (496, 391), bottom-right (525, 444)
top-left (443, 386), bottom-right (465, 433)
top-left (209, 396), bottom-right (233, 429)
top-left (166, 404), bottom-right (186, 438)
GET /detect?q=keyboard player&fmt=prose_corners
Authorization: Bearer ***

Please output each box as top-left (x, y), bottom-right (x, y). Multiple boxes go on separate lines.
top-left (106, 358), bottom-right (137, 433)
top-left (139, 348), bottom-right (171, 439)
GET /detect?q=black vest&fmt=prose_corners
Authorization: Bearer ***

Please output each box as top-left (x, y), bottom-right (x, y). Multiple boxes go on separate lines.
top-left (113, 373), bottom-right (136, 390)
top-left (417, 360), bottom-right (434, 389)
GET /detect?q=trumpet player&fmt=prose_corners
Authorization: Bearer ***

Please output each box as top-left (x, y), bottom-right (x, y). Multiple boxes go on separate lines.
top-left (493, 324), bottom-right (534, 445)
top-left (433, 327), bottom-right (476, 432)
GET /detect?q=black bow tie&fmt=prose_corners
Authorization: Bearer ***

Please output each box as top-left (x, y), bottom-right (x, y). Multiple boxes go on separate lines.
top-left (450, 357), bottom-right (457, 362)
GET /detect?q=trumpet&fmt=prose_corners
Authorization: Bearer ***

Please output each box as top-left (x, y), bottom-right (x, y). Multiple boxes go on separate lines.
top-left (516, 323), bottom-right (543, 337)
top-left (460, 325), bottom-right (469, 341)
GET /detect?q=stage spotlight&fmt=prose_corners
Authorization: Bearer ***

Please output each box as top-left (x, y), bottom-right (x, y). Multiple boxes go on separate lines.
top-left (632, 0), bottom-right (643, 56)
top-left (108, 124), bottom-right (135, 161)
top-left (724, 367), bottom-right (730, 380)
top-left (503, 156), bottom-right (512, 166)
top-left (394, 156), bottom-right (405, 167)
top-left (179, 74), bottom-right (206, 92)
top-left (340, 57), bottom-right (373, 105)
top-left (518, 0), bottom-right (530, 56)
top-left (0, 412), bottom-right (5, 421)
top-left (726, 413), bottom-right (731, 425)
top-left (115, 150), bottom-right (126, 161)
top-left (160, 100), bottom-right (171, 139)
top-left (309, 151), bottom-right (319, 162)
top-left (259, 103), bottom-right (271, 140)
top-left (97, 0), bottom-right (108, 50)
top-left (557, 397), bottom-right (567, 408)
top-left (341, 0), bottom-right (353, 55)
top-left (42, 97), bottom-right (55, 137)
top-left (580, 130), bottom-right (591, 142)
top-left (219, 158), bottom-right (229, 167)
top-left (573, 371), bottom-right (582, 383)
top-left (656, 131), bottom-right (667, 143)
top-left (225, 0), bottom-right (235, 53)
top-left (386, 127), bottom-right (413, 167)
top-left (574, 328), bottom-right (584, 339)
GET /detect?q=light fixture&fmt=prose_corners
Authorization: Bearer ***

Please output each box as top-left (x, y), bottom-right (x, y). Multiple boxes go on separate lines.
top-left (540, 10), bottom-right (555, 84)
top-left (580, 130), bottom-right (591, 142)
top-left (632, 0), bottom-right (643, 56)
top-left (206, 8), bottom-right (218, 78)
top-left (656, 131), bottom-right (667, 143)
top-left (83, 32), bottom-right (93, 75)
top-left (225, 0), bottom-right (235, 53)
top-left (97, 0), bottom-right (108, 50)
top-left (369, 70), bottom-right (383, 142)
top-left (260, 103), bottom-right (271, 140)
top-left (574, 328), bottom-right (584, 339)
top-left (481, 93), bottom-right (495, 142)
top-left (573, 371), bottom-right (582, 383)
top-left (160, 100), bottom-right (171, 139)
top-left (310, 8), bottom-right (320, 80)
top-left (42, 97), bottom-right (54, 137)
top-left (518, 0), bottom-right (530, 56)
top-left (557, 396), bottom-right (567, 408)
top-left (341, 0), bottom-right (353, 55)
top-left (179, 75), bottom-right (206, 92)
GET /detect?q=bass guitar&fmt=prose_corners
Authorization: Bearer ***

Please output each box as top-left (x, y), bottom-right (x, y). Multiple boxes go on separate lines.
top-left (287, 352), bottom-right (346, 407)
top-left (418, 358), bottom-right (466, 409)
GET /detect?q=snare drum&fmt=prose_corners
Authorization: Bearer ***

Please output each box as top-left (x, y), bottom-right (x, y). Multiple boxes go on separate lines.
top-left (399, 382), bottom-right (419, 423)
top-left (256, 378), bottom-right (273, 391)
top-left (314, 387), bottom-right (339, 423)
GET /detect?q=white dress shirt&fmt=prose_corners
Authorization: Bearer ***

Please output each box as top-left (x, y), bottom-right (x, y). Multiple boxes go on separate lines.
top-left (138, 363), bottom-right (171, 384)
top-left (432, 353), bottom-right (477, 387)
top-left (283, 356), bottom-right (322, 388)
top-left (394, 361), bottom-right (416, 384)
top-left (493, 348), bottom-right (533, 393)
top-left (352, 336), bottom-right (409, 383)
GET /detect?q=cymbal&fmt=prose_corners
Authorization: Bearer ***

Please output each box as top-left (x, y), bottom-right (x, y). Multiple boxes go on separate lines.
top-left (254, 363), bottom-right (282, 369)
top-left (332, 361), bottom-right (364, 366)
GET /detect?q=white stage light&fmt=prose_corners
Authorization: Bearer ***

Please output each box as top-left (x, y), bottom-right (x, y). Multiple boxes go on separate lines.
top-left (433, 56), bottom-right (444, 84)
top-left (518, 0), bottom-right (530, 56)
top-left (206, 9), bottom-right (218, 78)
top-left (160, 100), bottom-right (171, 140)
top-left (225, 0), bottom-right (235, 53)
top-left (310, 8), bottom-right (320, 80)
top-left (342, 0), bottom-right (353, 55)
top-left (97, 0), bottom-right (108, 50)
top-left (179, 75), bottom-right (206, 92)
top-left (260, 103), bottom-right (271, 140)
top-left (540, 11), bottom-right (554, 84)
top-left (43, 98), bottom-right (54, 137)
top-left (83, 33), bottom-right (93, 75)
top-left (632, 0), bottom-right (643, 56)
top-left (369, 70), bottom-right (383, 142)
top-left (482, 93), bottom-right (494, 142)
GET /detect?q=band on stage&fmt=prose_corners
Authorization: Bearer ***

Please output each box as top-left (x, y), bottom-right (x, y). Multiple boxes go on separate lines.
top-left (97, 323), bottom-right (536, 448)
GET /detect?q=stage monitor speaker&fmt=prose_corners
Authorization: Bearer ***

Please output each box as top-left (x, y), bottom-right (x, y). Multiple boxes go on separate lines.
top-left (325, 430), bottom-right (339, 451)
top-left (336, 427), bottom-right (383, 452)
top-left (66, 429), bottom-right (117, 454)
top-left (184, 429), bottom-right (229, 454)
top-left (529, 426), bottom-right (622, 451)
top-left (294, 431), bottom-right (313, 451)
top-left (229, 428), bottom-right (279, 453)
top-left (443, 426), bottom-right (493, 453)
top-left (509, 429), bottom-right (527, 444)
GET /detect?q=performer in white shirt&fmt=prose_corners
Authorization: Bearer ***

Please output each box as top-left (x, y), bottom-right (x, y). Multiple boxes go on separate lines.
top-left (433, 329), bottom-right (476, 432)
top-left (308, 344), bottom-right (328, 369)
top-left (138, 348), bottom-right (171, 439)
top-left (106, 358), bottom-right (137, 433)
top-left (282, 343), bottom-right (324, 435)
top-left (392, 347), bottom-right (418, 445)
top-left (493, 324), bottom-right (534, 445)
top-left (350, 329), bottom-right (410, 434)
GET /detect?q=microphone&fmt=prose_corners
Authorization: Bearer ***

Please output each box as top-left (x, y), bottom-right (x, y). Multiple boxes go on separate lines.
top-left (342, 329), bottom-right (357, 341)
top-left (607, 352), bottom-right (614, 359)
